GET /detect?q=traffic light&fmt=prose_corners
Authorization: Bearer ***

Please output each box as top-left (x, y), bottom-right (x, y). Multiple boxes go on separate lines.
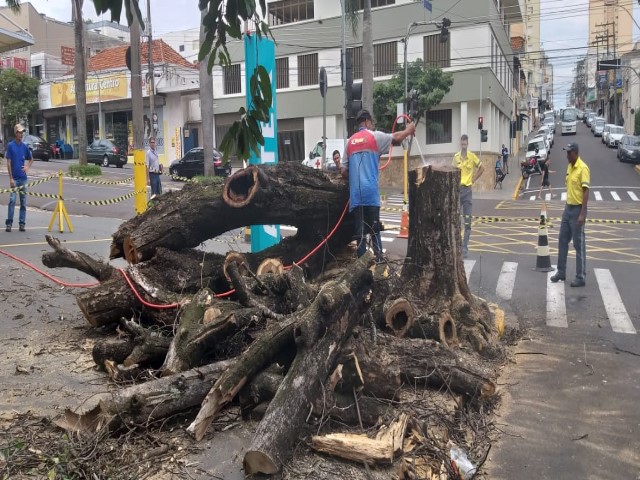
top-left (478, 116), bottom-right (483, 130)
top-left (345, 50), bottom-right (362, 118)
top-left (481, 129), bottom-right (488, 143)
top-left (408, 88), bottom-right (419, 119)
top-left (439, 17), bottom-right (451, 43)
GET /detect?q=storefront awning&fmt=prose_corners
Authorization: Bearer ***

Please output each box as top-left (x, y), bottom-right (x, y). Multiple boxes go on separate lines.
top-left (0, 26), bottom-right (34, 54)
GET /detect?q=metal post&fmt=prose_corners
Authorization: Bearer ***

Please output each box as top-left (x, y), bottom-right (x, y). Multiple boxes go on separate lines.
top-left (341, 0), bottom-right (347, 143)
top-left (479, 74), bottom-right (483, 160)
top-left (130, 0), bottom-right (146, 214)
top-left (147, 0), bottom-right (155, 138)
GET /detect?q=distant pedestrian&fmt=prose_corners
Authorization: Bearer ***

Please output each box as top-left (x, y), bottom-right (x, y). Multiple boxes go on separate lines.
top-left (452, 134), bottom-right (484, 258)
top-left (146, 137), bottom-right (162, 196)
top-left (5, 124), bottom-right (33, 232)
top-left (501, 144), bottom-right (509, 173)
top-left (537, 157), bottom-right (556, 199)
top-left (551, 142), bottom-right (590, 287)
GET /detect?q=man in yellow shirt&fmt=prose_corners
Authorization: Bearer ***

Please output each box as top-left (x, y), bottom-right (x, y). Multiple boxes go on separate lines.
top-left (551, 142), bottom-right (590, 287)
top-left (452, 134), bottom-right (484, 258)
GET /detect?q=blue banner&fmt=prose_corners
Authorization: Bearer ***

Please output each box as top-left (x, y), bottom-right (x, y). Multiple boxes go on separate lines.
top-left (423, 0), bottom-right (432, 12)
top-left (244, 34), bottom-right (280, 252)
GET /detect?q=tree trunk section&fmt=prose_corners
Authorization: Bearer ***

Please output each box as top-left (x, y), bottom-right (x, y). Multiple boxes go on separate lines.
top-left (199, 5), bottom-right (216, 177)
top-left (72, 0), bottom-right (88, 165)
top-left (242, 253), bottom-right (374, 475)
top-left (42, 235), bottom-right (115, 281)
top-left (110, 162), bottom-right (351, 263)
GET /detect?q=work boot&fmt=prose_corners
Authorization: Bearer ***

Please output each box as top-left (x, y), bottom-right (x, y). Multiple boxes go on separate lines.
top-left (550, 273), bottom-right (565, 283)
top-left (5, 224), bottom-right (10, 232)
top-left (570, 279), bottom-right (586, 287)
top-left (19, 224), bottom-right (25, 232)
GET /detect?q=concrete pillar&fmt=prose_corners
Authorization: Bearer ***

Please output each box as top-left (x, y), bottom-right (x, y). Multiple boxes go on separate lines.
top-left (460, 101), bottom-right (468, 136)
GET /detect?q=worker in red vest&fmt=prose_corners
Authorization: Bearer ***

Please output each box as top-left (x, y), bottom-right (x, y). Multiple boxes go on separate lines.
top-left (341, 109), bottom-right (415, 261)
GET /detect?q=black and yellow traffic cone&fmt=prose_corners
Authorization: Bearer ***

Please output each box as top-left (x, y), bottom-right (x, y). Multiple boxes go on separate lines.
top-left (244, 226), bottom-right (251, 243)
top-left (535, 204), bottom-right (553, 272)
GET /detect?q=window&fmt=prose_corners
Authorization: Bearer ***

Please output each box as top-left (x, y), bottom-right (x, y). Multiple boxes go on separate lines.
top-left (223, 64), bottom-right (242, 95)
top-left (31, 65), bottom-right (41, 79)
top-left (355, 0), bottom-right (395, 8)
top-left (347, 46), bottom-right (363, 80)
top-left (192, 40), bottom-right (200, 51)
top-left (425, 109), bottom-right (452, 144)
top-left (374, 41), bottom-right (397, 77)
top-left (423, 34), bottom-right (450, 69)
top-left (268, 0), bottom-right (314, 26)
top-left (179, 45), bottom-right (185, 52)
top-left (276, 57), bottom-right (290, 89)
top-left (297, 53), bottom-right (318, 87)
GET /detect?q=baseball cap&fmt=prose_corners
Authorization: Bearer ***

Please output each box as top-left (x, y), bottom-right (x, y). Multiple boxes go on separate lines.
top-left (14, 124), bottom-right (25, 133)
top-left (563, 142), bottom-right (579, 153)
top-left (356, 109), bottom-right (372, 123)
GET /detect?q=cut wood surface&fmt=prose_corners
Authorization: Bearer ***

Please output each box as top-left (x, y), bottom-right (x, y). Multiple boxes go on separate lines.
top-left (242, 252), bottom-right (374, 475)
top-left (110, 162), bottom-right (351, 263)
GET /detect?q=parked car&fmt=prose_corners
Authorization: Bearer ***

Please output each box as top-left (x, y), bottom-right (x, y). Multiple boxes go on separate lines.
top-left (586, 112), bottom-right (596, 127)
top-left (617, 135), bottom-right (640, 163)
top-left (169, 147), bottom-right (231, 179)
top-left (593, 117), bottom-right (605, 136)
top-left (543, 116), bottom-right (556, 134)
top-left (525, 135), bottom-right (548, 163)
top-left (537, 126), bottom-right (553, 148)
top-left (87, 139), bottom-right (127, 167)
top-left (607, 126), bottom-right (625, 148)
top-left (22, 135), bottom-right (50, 161)
top-left (602, 124), bottom-right (614, 144)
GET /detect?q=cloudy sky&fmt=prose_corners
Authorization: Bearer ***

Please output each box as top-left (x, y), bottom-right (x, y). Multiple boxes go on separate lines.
top-left (22, 0), bottom-right (640, 108)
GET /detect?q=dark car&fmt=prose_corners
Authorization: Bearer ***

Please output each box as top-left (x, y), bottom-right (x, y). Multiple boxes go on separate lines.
top-left (169, 147), bottom-right (231, 179)
top-left (617, 135), bottom-right (640, 164)
top-left (87, 139), bottom-right (127, 168)
top-left (23, 135), bottom-right (50, 161)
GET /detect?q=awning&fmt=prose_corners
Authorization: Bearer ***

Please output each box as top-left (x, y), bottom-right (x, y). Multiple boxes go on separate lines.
top-left (0, 27), bottom-right (34, 54)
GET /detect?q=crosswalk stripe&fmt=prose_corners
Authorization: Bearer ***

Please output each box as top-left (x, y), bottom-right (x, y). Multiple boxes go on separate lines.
top-left (496, 262), bottom-right (518, 301)
top-left (628, 191), bottom-right (639, 201)
top-left (561, 192), bottom-right (567, 201)
top-left (611, 191), bottom-right (621, 201)
top-left (381, 236), bottom-right (394, 243)
top-left (545, 193), bottom-right (551, 201)
top-left (529, 195), bottom-right (536, 201)
top-left (594, 268), bottom-right (637, 334)
top-left (546, 267), bottom-right (568, 328)
top-left (463, 259), bottom-right (475, 283)
top-left (594, 191), bottom-right (603, 201)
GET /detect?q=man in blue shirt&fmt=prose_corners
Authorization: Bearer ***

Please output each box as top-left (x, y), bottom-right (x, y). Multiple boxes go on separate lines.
top-left (5, 124), bottom-right (33, 232)
top-left (341, 109), bottom-right (415, 260)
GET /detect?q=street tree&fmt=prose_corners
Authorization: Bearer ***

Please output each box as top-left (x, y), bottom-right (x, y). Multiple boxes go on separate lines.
top-left (199, 5), bottom-right (215, 176)
top-left (0, 69), bottom-right (40, 132)
top-left (72, 0), bottom-right (89, 165)
top-left (373, 59), bottom-right (453, 133)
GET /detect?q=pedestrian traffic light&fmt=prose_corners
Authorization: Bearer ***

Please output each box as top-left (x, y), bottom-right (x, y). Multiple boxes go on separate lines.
top-left (344, 50), bottom-right (362, 119)
top-left (481, 129), bottom-right (488, 142)
top-left (478, 116), bottom-right (483, 130)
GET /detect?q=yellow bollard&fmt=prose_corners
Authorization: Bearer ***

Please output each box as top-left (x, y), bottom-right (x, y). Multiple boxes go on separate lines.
top-left (402, 147), bottom-right (408, 205)
top-left (48, 170), bottom-right (73, 233)
top-left (133, 149), bottom-right (147, 214)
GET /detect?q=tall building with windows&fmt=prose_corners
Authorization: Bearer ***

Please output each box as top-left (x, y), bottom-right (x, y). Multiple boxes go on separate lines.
top-left (166, 0), bottom-right (522, 181)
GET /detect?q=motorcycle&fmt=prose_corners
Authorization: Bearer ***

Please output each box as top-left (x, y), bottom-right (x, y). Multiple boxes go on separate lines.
top-left (521, 154), bottom-right (543, 179)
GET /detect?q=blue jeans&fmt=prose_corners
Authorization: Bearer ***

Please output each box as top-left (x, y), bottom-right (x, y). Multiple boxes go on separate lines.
top-left (149, 173), bottom-right (162, 195)
top-left (6, 178), bottom-right (27, 227)
top-left (353, 206), bottom-right (383, 259)
top-left (557, 204), bottom-right (586, 282)
top-left (460, 186), bottom-right (473, 256)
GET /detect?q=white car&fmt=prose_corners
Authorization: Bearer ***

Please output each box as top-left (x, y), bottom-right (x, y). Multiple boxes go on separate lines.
top-left (543, 116), bottom-right (556, 134)
top-left (607, 126), bottom-right (625, 148)
top-left (602, 124), bottom-right (615, 144)
top-left (525, 135), bottom-right (548, 163)
top-left (537, 126), bottom-right (553, 149)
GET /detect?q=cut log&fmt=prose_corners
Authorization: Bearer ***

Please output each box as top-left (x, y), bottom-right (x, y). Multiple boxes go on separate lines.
top-left (384, 298), bottom-right (415, 337)
top-left (119, 319), bottom-right (173, 367)
top-left (407, 312), bottom-right (459, 348)
top-left (242, 252), bottom-right (374, 475)
top-left (110, 162), bottom-right (352, 263)
top-left (256, 258), bottom-right (284, 276)
top-left (311, 413), bottom-right (409, 465)
top-left (349, 332), bottom-right (497, 399)
top-left (55, 359), bottom-right (234, 434)
top-left (238, 370), bottom-right (284, 418)
top-left (42, 235), bottom-right (116, 281)
top-left (92, 337), bottom-right (135, 367)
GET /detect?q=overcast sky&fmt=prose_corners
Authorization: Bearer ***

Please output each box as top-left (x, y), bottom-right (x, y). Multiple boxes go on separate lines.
top-left (23, 0), bottom-right (640, 109)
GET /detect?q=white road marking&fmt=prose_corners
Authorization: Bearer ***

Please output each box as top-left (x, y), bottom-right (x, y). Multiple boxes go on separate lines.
top-left (611, 191), bottom-right (621, 201)
top-left (561, 192), bottom-right (567, 201)
top-left (547, 266), bottom-right (568, 328)
top-left (463, 259), bottom-right (476, 283)
top-left (628, 191), bottom-right (639, 201)
top-left (594, 191), bottom-right (603, 201)
top-left (381, 236), bottom-right (394, 243)
top-left (594, 268), bottom-right (636, 334)
top-left (496, 262), bottom-right (518, 301)
top-left (545, 193), bottom-right (551, 201)
top-left (529, 195), bottom-right (536, 201)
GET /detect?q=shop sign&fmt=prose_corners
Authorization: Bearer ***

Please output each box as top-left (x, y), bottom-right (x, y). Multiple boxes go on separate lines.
top-left (61, 46), bottom-right (75, 66)
top-left (50, 73), bottom-right (129, 107)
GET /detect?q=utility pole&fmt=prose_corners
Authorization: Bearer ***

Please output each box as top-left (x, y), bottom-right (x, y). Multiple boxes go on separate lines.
top-left (130, 0), bottom-right (146, 214)
top-left (341, 0), bottom-right (347, 142)
top-left (146, 0), bottom-right (155, 139)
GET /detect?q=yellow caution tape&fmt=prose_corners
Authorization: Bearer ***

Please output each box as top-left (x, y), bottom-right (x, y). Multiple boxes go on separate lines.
top-left (0, 174), bottom-right (58, 194)
top-left (67, 190), bottom-right (145, 206)
top-left (65, 175), bottom-right (133, 185)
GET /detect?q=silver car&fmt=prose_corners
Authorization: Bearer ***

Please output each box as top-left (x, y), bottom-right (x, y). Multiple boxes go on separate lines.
top-left (593, 118), bottom-right (605, 136)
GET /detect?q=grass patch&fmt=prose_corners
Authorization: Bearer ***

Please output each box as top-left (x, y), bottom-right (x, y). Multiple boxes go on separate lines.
top-left (191, 175), bottom-right (225, 185)
top-left (68, 163), bottom-right (102, 177)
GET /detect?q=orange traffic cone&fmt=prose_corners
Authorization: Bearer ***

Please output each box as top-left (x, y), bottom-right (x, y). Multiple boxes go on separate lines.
top-left (398, 209), bottom-right (409, 239)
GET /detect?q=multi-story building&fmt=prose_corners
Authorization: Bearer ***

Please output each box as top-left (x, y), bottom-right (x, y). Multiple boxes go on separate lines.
top-left (588, 0), bottom-right (633, 123)
top-left (620, 44), bottom-right (640, 131)
top-left (198, 0), bottom-right (522, 185)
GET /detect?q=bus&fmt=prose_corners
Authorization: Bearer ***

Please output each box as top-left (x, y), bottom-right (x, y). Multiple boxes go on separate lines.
top-left (561, 107), bottom-right (578, 135)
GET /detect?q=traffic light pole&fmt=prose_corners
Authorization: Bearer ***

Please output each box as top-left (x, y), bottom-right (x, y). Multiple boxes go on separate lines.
top-left (341, 0), bottom-right (348, 143)
top-left (479, 74), bottom-right (482, 162)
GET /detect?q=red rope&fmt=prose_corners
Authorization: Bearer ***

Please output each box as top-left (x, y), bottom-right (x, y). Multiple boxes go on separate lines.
top-left (117, 268), bottom-right (181, 309)
top-left (379, 113), bottom-right (413, 171)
